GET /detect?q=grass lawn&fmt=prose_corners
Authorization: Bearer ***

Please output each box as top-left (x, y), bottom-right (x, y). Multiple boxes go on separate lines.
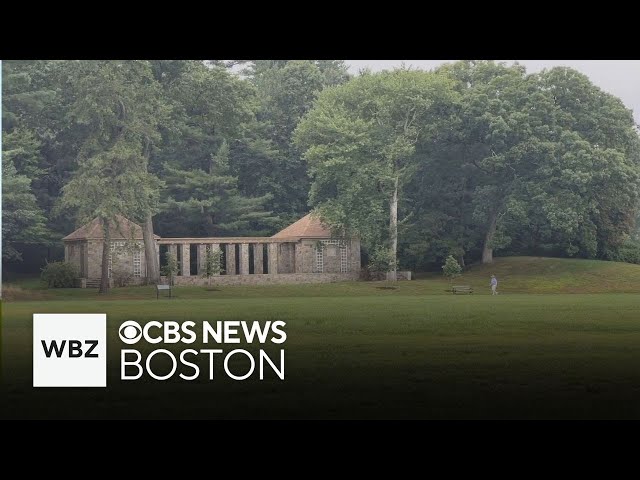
top-left (3, 257), bottom-right (640, 419)
top-left (6, 256), bottom-right (640, 301)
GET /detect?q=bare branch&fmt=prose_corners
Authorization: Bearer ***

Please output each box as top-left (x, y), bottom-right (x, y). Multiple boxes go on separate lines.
top-left (471, 158), bottom-right (491, 174)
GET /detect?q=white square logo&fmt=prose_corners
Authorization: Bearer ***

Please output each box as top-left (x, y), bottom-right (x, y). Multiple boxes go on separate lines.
top-left (33, 313), bottom-right (107, 387)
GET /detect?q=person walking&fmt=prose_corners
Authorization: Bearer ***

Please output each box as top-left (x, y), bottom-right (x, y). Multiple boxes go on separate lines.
top-left (490, 275), bottom-right (498, 295)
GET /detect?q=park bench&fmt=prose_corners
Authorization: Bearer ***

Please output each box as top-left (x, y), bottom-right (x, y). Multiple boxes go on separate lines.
top-left (452, 285), bottom-right (473, 295)
top-left (156, 284), bottom-right (172, 299)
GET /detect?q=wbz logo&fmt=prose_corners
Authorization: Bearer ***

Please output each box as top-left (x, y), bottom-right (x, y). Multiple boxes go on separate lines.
top-left (41, 339), bottom-right (99, 358)
top-left (33, 314), bottom-right (107, 387)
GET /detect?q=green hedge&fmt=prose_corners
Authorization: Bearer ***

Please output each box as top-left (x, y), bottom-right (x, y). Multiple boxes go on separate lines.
top-left (41, 261), bottom-right (79, 288)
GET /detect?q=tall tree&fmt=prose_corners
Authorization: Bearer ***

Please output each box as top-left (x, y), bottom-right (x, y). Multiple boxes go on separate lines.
top-left (244, 60), bottom-right (351, 225)
top-left (403, 135), bottom-right (480, 270)
top-left (72, 61), bottom-right (165, 281)
top-left (2, 146), bottom-right (48, 262)
top-left (162, 141), bottom-right (276, 236)
top-left (2, 128), bottom-right (54, 258)
top-left (295, 69), bottom-right (459, 279)
top-left (441, 61), bottom-right (546, 264)
top-left (60, 144), bottom-right (161, 293)
top-left (432, 61), bottom-right (640, 264)
top-left (537, 66), bottom-right (640, 258)
top-left (6, 59), bottom-right (639, 278)
top-left (58, 61), bottom-right (165, 292)
top-left (2, 61), bottom-right (73, 258)
top-left (150, 61), bottom-right (271, 236)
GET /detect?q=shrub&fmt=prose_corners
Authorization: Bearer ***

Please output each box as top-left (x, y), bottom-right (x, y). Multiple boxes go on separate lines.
top-left (610, 238), bottom-right (640, 265)
top-left (367, 246), bottom-right (397, 274)
top-left (111, 266), bottom-right (133, 287)
top-left (442, 255), bottom-right (462, 282)
top-left (201, 247), bottom-right (224, 285)
top-left (161, 251), bottom-right (179, 285)
top-left (40, 261), bottom-right (78, 288)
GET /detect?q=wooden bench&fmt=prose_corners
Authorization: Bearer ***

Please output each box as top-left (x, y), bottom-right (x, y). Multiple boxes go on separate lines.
top-left (452, 285), bottom-right (473, 295)
top-left (156, 284), bottom-right (172, 299)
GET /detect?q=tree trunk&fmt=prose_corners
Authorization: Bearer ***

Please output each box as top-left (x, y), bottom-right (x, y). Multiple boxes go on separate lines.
top-left (388, 175), bottom-right (399, 282)
top-left (99, 219), bottom-right (111, 294)
top-left (531, 224), bottom-right (539, 252)
top-left (142, 213), bottom-right (159, 283)
top-left (205, 214), bottom-right (216, 236)
top-left (482, 211), bottom-right (498, 264)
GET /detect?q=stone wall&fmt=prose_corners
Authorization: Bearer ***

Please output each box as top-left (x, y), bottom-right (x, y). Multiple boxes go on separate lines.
top-left (297, 240), bottom-right (316, 273)
top-left (323, 242), bottom-right (341, 273)
top-left (82, 239), bottom-right (148, 280)
top-left (225, 243), bottom-right (236, 275)
top-left (73, 236), bottom-right (362, 284)
top-left (87, 241), bottom-right (103, 279)
top-left (253, 244), bottom-right (264, 274)
top-left (296, 238), bottom-right (361, 274)
top-left (277, 243), bottom-right (296, 274)
top-left (164, 272), bottom-right (359, 286)
top-left (65, 241), bottom-right (86, 277)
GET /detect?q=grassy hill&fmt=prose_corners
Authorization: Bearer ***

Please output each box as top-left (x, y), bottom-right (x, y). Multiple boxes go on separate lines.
top-left (4, 256), bottom-right (640, 301)
top-left (418, 256), bottom-right (640, 294)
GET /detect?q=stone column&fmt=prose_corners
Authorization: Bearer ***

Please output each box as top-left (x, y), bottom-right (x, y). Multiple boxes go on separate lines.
top-left (240, 243), bottom-right (250, 275)
top-left (253, 244), bottom-right (264, 274)
top-left (180, 243), bottom-right (191, 276)
top-left (64, 244), bottom-right (69, 262)
top-left (82, 244), bottom-right (89, 278)
top-left (295, 243), bottom-right (304, 273)
top-left (197, 244), bottom-right (207, 275)
top-left (268, 243), bottom-right (279, 274)
top-left (168, 244), bottom-right (178, 278)
top-left (225, 243), bottom-right (236, 275)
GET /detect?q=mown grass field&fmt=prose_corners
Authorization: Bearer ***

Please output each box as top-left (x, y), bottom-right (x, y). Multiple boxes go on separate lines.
top-left (7, 256), bottom-right (640, 300)
top-left (2, 257), bottom-right (640, 419)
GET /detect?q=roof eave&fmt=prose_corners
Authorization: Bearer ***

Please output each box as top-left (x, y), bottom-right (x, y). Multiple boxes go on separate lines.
top-left (63, 236), bottom-right (156, 242)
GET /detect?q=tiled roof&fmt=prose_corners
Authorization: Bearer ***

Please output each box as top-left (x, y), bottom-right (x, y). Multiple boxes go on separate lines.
top-left (63, 215), bottom-right (160, 241)
top-left (272, 213), bottom-right (333, 239)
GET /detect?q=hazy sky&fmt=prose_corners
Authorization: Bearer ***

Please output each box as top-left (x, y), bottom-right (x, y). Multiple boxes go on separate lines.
top-left (346, 60), bottom-right (640, 124)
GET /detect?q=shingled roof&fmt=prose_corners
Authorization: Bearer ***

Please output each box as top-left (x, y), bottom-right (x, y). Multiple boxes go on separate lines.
top-left (63, 215), bottom-right (160, 241)
top-left (272, 213), bottom-right (333, 239)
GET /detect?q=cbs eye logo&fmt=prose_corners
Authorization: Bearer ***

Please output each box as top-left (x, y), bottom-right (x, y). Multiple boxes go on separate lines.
top-left (119, 321), bottom-right (142, 345)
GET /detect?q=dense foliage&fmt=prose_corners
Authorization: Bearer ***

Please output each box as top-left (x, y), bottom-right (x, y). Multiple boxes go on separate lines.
top-left (296, 61), bottom-right (640, 269)
top-left (442, 255), bottom-right (462, 282)
top-left (3, 60), bottom-right (640, 283)
top-left (40, 261), bottom-right (78, 288)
